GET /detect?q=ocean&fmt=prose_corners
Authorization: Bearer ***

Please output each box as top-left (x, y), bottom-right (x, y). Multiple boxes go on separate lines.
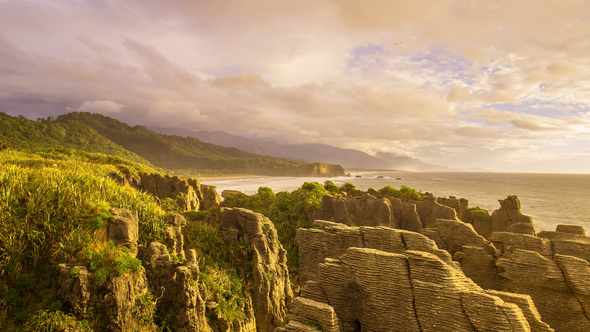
top-left (203, 171), bottom-right (590, 232)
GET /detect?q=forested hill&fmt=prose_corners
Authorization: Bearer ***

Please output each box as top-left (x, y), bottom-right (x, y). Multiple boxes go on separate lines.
top-left (0, 112), bottom-right (151, 165)
top-left (1, 111), bottom-right (344, 177)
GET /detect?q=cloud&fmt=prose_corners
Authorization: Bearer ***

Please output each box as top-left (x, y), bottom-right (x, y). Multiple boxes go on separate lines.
top-left (477, 91), bottom-right (521, 104)
top-left (447, 86), bottom-right (471, 102)
top-left (1, 0), bottom-right (590, 172)
top-left (211, 73), bottom-right (270, 88)
top-left (547, 61), bottom-right (585, 76)
top-left (469, 108), bottom-right (588, 131)
top-left (77, 100), bottom-right (124, 114)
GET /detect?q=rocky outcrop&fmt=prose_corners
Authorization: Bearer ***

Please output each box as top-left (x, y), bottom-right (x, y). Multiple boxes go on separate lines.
top-left (110, 171), bottom-right (218, 212)
top-left (201, 184), bottom-right (221, 210)
top-left (220, 208), bottom-right (293, 332)
top-left (108, 208), bottom-right (139, 256)
top-left (60, 208), bottom-right (215, 332)
top-left (423, 219), bottom-right (503, 290)
top-left (285, 221), bottom-right (547, 331)
top-left (437, 196), bottom-right (470, 222)
top-left (413, 196), bottom-right (459, 227)
top-left (490, 196), bottom-right (534, 235)
top-left (140, 242), bottom-right (211, 332)
top-left (426, 217), bottom-right (590, 331)
top-left (317, 194), bottom-right (422, 232)
top-left (59, 264), bottom-right (157, 332)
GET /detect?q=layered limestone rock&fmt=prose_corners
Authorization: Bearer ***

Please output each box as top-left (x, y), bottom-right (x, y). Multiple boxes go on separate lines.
top-left (140, 243), bottom-right (211, 332)
top-left (497, 249), bottom-right (590, 331)
top-left (60, 208), bottom-right (215, 332)
top-left (59, 264), bottom-right (157, 332)
top-left (490, 196), bottom-right (534, 235)
top-left (110, 171), bottom-right (222, 212)
top-left (427, 218), bottom-right (590, 332)
top-left (317, 194), bottom-right (422, 232)
top-left (284, 221), bottom-right (546, 332)
top-left (412, 196), bottom-right (459, 227)
top-left (220, 208), bottom-right (293, 332)
top-left (437, 196), bottom-right (470, 222)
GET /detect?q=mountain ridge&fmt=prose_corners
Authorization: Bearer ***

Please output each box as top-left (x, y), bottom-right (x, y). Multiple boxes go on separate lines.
top-left (146, 125), bottom-right (451, 171)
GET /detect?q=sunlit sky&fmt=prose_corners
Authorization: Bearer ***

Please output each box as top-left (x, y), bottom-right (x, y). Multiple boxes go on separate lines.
top-left (1, 0), bottom-right (589, 172)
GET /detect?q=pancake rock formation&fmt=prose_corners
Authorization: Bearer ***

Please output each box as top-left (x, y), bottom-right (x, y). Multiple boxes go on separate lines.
top-left (279, 220), bottom-right (551, 332)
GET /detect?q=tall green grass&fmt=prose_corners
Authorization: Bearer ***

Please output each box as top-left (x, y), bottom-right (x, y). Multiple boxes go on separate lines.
top-left (0, 148), bottom-right (167, 329)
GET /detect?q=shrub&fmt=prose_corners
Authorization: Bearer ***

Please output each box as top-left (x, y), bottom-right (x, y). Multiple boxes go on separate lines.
top-left (468, 207), bottom-right (489, 220)
top-left (81, 242), bottom-right (142, 283)
top-left (339, 182), bottom-right (357, 193)
top-left (323, 180), bottom-right (339, 192)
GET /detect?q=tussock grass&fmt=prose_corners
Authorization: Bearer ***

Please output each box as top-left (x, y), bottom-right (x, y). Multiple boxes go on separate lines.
top-left (0, 148), bottom-right (167, 329)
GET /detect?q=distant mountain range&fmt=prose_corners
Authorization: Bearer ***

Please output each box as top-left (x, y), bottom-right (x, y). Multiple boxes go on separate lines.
top-left (146, 126), bottom-right (452, 171)
top-left (0, 112), bottom-right (345, 177)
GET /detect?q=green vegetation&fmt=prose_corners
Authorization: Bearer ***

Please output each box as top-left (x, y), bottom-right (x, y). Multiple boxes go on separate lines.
top-left (56, 112), bottom-right (345, 177)
top-left (21, 310), bottom-right (92, 332)
top-left (378, 185), bottom-right (424, 201)
top-left (223, 182), bottom-right (329, 265)
top-left (182, 211), bottom-right (252, 322)
top-left (81, 242), bottom-right (142, 283)
top-left (323, 180), bottom-right (339, 192)
top-left (0, 148), bottom-right (168, 329)
top-left (300, 321), bottom-right (323, 331)
top-left (223, 182), bottom-right (425, 267)
top-left (468, 207), bottom-right (490, 220)
top-left (0, 112), bottom-right (151, 165)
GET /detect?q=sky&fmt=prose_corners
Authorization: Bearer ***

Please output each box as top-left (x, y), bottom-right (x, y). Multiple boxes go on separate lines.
top-left (1, 0), bottom-right (589, 173)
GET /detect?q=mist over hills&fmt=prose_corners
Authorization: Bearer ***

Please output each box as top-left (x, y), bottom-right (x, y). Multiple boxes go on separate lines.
top-left (147, 125), bottom-right (451, 171)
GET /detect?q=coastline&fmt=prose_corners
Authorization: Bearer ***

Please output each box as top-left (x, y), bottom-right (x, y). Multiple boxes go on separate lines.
top-left (199, 174), bottom-right (272, 182)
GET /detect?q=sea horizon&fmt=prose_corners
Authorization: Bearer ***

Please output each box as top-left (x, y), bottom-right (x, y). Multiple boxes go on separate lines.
top-left (203, 171), bottom-right (590, 233)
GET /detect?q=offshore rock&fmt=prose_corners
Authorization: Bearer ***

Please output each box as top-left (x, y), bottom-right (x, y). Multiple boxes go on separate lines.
top-left (220, 208), bottom-right (293, 332)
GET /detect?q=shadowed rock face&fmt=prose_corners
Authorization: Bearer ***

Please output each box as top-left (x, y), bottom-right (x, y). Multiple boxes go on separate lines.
top-left (286, 221), bottom-right (547, 332)
top-left (220, 208), bottom-right (293, 332)
top-left (108, 208), bottom-right (139, 256)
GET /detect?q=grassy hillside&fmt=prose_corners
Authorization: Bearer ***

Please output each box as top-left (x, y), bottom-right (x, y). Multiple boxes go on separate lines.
top-left (0, 148), bottom-right (254, 330)
top-left (0, 112), bottom-right (152, 166)
top-left (0, 148), bottom-right (167, 330)
top-left (56, 112), bottom-right (345, 177)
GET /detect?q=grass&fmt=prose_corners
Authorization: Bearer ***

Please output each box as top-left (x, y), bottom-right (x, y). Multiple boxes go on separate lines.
top-left (20, 310), bottom-right (92, 332)
top-left (468, 206), bottom-right (490, 221)
top-left (0, 148), bottom-right (168, 329)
